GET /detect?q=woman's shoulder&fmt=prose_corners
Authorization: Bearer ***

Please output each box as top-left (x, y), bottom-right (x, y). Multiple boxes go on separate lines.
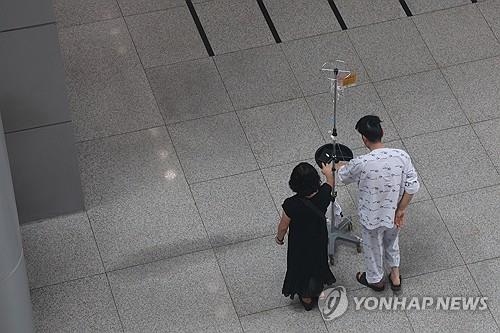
top-left (282, 194), bottom-right (300, 214)
top-left (283, 194), bottom-right (299, 205)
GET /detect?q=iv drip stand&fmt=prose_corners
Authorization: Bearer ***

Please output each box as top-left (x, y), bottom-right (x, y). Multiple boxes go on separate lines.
top-left (325, 67), bottom-right (362, 266)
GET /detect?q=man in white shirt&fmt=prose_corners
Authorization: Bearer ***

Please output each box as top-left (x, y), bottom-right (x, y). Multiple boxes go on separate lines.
top-left (337, 115), bottom-right (419, 291)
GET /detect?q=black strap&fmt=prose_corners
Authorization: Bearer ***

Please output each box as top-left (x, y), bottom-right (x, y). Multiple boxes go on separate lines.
top-left (299, 198), bottom-right (327, 222)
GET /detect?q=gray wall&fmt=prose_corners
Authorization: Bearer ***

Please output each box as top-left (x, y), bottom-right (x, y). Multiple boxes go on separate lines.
top-left (0, 115), bottom-right (34, 333)
top-left (0, 0), bottom-right (84, 223)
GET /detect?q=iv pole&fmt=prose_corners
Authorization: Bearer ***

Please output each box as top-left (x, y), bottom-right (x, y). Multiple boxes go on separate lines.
top-left (320, 62), bottom-right (362, 266)
top-left (330, 68), bottom-right (339, 226)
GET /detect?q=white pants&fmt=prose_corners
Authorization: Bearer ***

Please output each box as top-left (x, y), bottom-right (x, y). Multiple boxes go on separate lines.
top-left (361, 225), bottom-right (400, 284)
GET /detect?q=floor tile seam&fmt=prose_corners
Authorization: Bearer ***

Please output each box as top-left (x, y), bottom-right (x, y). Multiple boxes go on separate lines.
top-left (255, 0), bottom-right (282, 43)
top-left (409, 1), bottom-right (475, 17)
top-left (230, 108), bottom-right (283, 218)
top-left (430, 182), bottom-right (500, 201)
top-left (236, 264), bottom-right (472, 320)
top-left (302, 93), bottom-right (331, 150)
top-left (76, 125), bottom-right (167, 144)
top-left (410, 1), bottom-right (500, 68)
top-left (428, 196), bottom-right (473, 270)
top-left (437, 52), bottom-right (500, 71)
top-left (57, 13), bottom-right (500, 89)
top-left (271, 2), bottom-right (468, 48)
top-left (118, 0), bottom-right (159, 94)
top-left (410, 161), bottom-right (500, 198)
top-left (77, 125), bottom-right (498, 204)
top-left (29, 271), bottom-right (104, 292)
top-left (463, 262), bottom-right (500, 329)
top-left (69, 0), bottom-right (166, 145)
top-left (364, 52), bottom-right (500, 84)
top-left (398, 122), bottom-right (479, 141)
top-left (399, 0), bottom-right (414, 17)
top-left (467, 2), bottom-right (500, 179)
top-left (402, 308), bottom-right (417, 333)
top-left (210, 241), bottom-right (246, 331)
top-left (397, 122), bottom-right (481, 169)
top-left (1, 21), bottom-right (56, 34)
top-left (4, 120), bottom-right (72, 136)
top-left (162, 126), bottom-right (216, 249)
top-left (186, 0), bottom-right (215, 56)
top-left (301, 80), bottom-right (370, 100)
top-left (121, 2), bottom-right (188, 19)
top-left (214, 51), bottom-right (284, 217)
top-left (343, 30), bottom-right (405, 146)
top-left (474, 0), bottom-right (500, 47)
top-left (27, 246), bottom-right (472, 293)
top-left (56, 1), bottom-right (493, 65)
top-left (427, 28), bottom-right (500, 179)
top-left (145, 54), bottom-right (252, 271)
top-left (469, 123), bottom-right (500, 177)
top-left (103, 272), bottom-right (126, 332)
top-left (55, 0), bottom-right (472, 35)
top-left (209, 54), bottom-right (263, 165)
top-left (276, 41), bottom-right (330, 152)
top-left (85, 209), bottom-right (127, 332)
top-left (335, 3), bottom-right (475, 33)
top-left (232, 95), bottom-right (309, 116)
top-left (99, 7), bottom-right (220, 270)
top-left (55, 14), bottom-right (123, 32)
top-left (162, 110), bottom-right (235, 128)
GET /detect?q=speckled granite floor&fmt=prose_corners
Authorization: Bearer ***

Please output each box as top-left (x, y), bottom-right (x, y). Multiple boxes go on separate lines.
top-left (22, 0), bottom-right (500, 331)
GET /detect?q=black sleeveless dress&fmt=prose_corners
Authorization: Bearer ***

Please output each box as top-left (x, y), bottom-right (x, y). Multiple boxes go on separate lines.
top-left (281, 183), bottom-right (336, 299)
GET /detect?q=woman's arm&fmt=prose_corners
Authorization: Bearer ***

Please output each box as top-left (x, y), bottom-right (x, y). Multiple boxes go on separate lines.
top-left (321, 161), bottom-right (334, 188)
top-left (276, 211), bottom-right (291, 245)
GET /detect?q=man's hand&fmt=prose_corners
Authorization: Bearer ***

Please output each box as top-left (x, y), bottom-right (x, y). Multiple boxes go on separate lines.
top-left (335, 161), bottom-right (346, 171)
top-left (395, 209), bottom-right (405, 229)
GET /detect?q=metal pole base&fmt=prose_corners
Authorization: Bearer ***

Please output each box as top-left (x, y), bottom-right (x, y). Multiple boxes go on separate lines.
top-left (328, 216), bottom-right (362, 266)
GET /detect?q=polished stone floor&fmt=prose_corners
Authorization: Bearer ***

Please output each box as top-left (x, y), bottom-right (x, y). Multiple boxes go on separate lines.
top-left (22, 0), bottom-right (500, 331)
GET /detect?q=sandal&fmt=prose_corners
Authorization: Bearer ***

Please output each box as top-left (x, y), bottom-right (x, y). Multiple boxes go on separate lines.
top-left (356, 272), bottom-right (385, 292)
top-left (388, 273), bottom-right (402, 292)
top-left (299, 296), bottom-right (314, 311)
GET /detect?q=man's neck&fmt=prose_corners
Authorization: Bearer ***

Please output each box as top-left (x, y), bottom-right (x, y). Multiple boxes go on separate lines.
top-left (367, 142), bottom-right (384, 151)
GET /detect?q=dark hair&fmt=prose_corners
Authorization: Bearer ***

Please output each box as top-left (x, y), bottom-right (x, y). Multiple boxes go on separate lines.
top-left (288, 162), bottom-right (321, 197)
top-left (355, 115), bottom-right (383, 143)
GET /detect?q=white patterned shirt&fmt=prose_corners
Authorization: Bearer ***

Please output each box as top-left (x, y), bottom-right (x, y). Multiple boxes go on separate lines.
top-left (338, 148), bottom-right (420, 230)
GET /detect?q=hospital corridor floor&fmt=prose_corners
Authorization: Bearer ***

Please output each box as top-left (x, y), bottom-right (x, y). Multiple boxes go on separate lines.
top-left (22, 0), bottom-right (500, 331)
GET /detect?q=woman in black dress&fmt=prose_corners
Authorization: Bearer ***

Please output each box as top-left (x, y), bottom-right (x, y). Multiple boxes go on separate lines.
top-left (275, 161), bottom-right (336, 311)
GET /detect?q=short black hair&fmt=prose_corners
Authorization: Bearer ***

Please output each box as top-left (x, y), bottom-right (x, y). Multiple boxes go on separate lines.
top-left (355, 115), bottom-right (383, 143)
top-left (288, 162), bottom-right (321, 197)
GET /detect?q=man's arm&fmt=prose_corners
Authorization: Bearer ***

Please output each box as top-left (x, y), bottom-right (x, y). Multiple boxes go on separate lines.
top-left (337, 159), bottom-right (361, 185)
top-left (395, 192), bottom-right (413, 229)
top-left (395, 156), bottom-right (420, 229)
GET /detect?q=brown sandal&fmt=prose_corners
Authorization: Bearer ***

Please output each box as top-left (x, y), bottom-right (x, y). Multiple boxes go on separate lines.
top-left (356, 272), bottom-right (385, 292)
